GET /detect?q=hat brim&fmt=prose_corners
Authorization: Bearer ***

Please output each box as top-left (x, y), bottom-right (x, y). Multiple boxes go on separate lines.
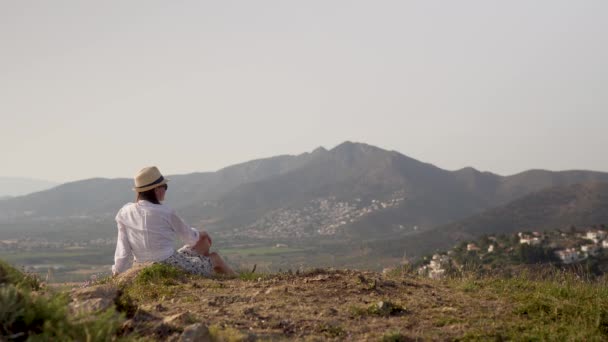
top-left (132, 178), bottom-right (170, 192)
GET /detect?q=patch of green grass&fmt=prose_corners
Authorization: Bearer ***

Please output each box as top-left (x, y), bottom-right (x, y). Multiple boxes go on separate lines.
top-left (433, 316), bottom-right (461, 327)
top-left (208, 324), bottom-right (249, 342)
top-left (317, 323), bottom-right (346, 338)
top-left (449, 271), bottom-right (608, 340)
top-left (451, 275), bottom-right (482, 293)
top-left (380, 330), bottom-right (408, 342)
top-left (122, 264), bottom-right (189, 302)
top-left (134, 263), bottom-right (186, 285)
top-left (181, 294), bottom-right (199, 303)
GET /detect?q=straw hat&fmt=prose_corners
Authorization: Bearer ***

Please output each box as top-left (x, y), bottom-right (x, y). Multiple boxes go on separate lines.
top-left (133, 166), bottom-right (169, 192)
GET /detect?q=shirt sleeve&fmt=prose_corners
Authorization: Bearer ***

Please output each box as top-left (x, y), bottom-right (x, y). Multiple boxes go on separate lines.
top-left (112, 221), bottom-right (134, 275)
top-left (169, 210), bottom-right (200, 247)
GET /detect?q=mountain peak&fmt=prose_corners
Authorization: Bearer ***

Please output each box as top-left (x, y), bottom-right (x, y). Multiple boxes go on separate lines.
top-left (330, 141), bottom-right (385, 155)
top-left (311, 146), bottom-right (328, 154)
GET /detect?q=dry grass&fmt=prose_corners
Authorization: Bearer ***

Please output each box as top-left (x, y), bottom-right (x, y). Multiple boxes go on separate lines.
top-left (37, 263), bottom-right (608, 341)
top-left (116, 267), bottom-right (512, 340)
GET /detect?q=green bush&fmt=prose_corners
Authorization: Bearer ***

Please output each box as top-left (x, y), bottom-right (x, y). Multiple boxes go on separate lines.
top-left (0, 260), bottom-right (123, 341)
top-left (0, 259), bottom-right (40, 290)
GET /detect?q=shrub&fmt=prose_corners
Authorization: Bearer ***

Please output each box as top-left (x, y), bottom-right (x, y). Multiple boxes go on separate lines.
top-left (0, 259), bottom-right (40, 290)
top-left (0, 260), bottom-right (123, 341)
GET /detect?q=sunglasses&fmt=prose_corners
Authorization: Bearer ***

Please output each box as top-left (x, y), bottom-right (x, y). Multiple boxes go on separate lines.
top-left (160, 184), bottom-right (168, 190)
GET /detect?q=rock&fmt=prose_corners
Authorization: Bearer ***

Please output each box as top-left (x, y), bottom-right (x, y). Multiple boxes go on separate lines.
top-left (133, 308), bottom-right (160, 322)
top-left (179, 323), bottom-right (211, 342)
top-left (153, 322), bottom-right (179, 339)
top-left (69, 297), bottom-right (114, 316)
top-left (120, 319), bottom-right (135, 334)
top-left (69, 284), bottom-right (118, 315)
top-left (381, 280), bottom-right (397, 287)
top-left (71, 284), bottom-right (118, 301)
top-left (382, 267), bottom-right (395, 275)
top-left (163, 312), bottom-right (195, 326)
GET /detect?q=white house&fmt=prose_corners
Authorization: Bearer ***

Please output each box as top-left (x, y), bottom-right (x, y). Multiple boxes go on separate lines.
top-left (586, 230), bottom-right (607, 242)
top-left (429, 254), bottom-right (450, 270)
top-left (429, 268), bottom-right (445, 280)
top-left (520, 237), bottom-right (542, 246)
top-left (467, 243), bottom-right (480, 251)
top-left (581, 244), bottom-right (600, 257)
top-left (555, 248), bottom-right (580, 264)
top-left (487, 245), bottom-right (495, 253)
top-left (602, 240), bottom-right (608, 249)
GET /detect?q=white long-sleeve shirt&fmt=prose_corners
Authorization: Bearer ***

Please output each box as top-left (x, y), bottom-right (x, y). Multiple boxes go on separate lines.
top-left (112, 200), bottom-right (200, 275)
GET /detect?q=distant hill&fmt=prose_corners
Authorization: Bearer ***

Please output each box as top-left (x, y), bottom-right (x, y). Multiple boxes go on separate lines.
top-left (0, 177), bottom-right (59, 197)
top-left (1, 142), bottom-right (608, 244)
top-left (439, 181), bottom-right (608, 239)
top-left (373, 182), bottom-right (608, 258)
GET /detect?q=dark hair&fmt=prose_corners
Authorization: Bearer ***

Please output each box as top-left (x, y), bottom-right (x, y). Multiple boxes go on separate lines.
top-left (137, 188), bottom-right (160, 204)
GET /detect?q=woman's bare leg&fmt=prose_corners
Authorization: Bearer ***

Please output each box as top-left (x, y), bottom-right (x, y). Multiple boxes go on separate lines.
top-left (209, 252), bottom-right (236, 276)
top-left (192, 236), bottom-right (211, 256)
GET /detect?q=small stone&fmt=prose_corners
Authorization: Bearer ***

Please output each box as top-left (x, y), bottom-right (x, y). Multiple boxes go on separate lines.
top-left (163, 312), bottom-right (194, 325)
top-left (120, 319), bottom-right (135, 333)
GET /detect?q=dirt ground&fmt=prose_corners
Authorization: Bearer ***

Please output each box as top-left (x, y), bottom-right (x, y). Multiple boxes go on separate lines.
top-left (118, 269), bottom-right (510, 341)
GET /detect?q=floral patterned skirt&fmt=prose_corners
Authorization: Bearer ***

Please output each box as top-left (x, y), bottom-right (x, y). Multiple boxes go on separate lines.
top-left (160, 248), bottom-right (214, 276)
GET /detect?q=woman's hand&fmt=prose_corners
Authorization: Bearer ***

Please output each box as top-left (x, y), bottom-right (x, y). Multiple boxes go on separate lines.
top-left (193, 234), bottom-right (211, 256)
top-left (199, 230), bottom-right (212, 246)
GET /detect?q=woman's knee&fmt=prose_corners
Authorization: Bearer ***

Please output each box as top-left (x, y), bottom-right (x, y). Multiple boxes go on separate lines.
top-left (209, 252), bottom-right (223, 264)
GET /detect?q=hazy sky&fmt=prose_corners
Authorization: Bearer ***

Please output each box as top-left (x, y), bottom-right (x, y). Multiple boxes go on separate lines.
top-left (2, 1), bottom-right (607, 183)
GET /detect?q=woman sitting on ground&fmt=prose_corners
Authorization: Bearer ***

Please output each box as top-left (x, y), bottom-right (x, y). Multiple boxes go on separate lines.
top-left (112, 166), bottom-right (235, 277)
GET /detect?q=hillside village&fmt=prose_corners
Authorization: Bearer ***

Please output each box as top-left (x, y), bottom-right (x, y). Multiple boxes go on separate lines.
top-left (237, 192), bottom-right (406, 238)
top-left (418, 225), bottom-right (608, 279)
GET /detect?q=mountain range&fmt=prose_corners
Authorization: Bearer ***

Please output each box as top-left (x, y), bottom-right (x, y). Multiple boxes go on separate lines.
top-left (0, 177), bottom-right (59, 197)
top-left (1, 141), bottom-right (607, 256)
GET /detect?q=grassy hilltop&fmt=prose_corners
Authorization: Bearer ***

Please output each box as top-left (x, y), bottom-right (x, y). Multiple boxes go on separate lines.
top-left (2, 260), bottom-right (608, 341)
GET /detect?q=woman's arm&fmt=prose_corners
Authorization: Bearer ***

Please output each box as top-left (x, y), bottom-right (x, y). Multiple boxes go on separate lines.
top-left (112, 222), bottom-right (133, 276)
top-left (169, 210), bottom-right (201, 247)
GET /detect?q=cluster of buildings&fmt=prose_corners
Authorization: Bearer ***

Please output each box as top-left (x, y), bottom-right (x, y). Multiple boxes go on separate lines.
top-left (417, 254), bottom-right (450, 279)
top-left (242, 194), bottom-right (405, 238)
top-left (417, 227), bottom-right (608, 279)
top-left (554, 229), bottom-right (607, 264)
